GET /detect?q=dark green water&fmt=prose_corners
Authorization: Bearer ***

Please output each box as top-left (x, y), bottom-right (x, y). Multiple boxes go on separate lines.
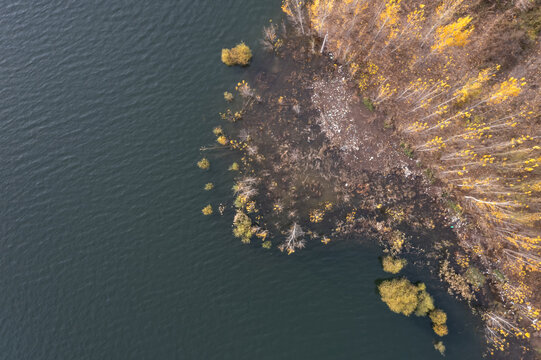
top-left (0, 1), bottom-right (485, 359)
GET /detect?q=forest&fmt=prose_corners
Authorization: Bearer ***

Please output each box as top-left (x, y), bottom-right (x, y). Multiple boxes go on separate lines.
top-left (281, 0), bottom-right (540, 355)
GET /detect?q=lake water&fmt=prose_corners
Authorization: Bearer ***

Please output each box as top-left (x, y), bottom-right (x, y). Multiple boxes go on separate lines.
top-left (0, 1), bottom-right (485, 359)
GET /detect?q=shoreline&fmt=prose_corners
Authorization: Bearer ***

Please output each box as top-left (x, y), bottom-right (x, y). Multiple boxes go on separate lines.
top-left (207, 10), bottom-right (539, 354)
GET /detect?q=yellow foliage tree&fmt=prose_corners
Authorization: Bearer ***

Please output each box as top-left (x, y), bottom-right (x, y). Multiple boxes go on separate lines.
top-left (489, 77), bottom-right (524, 104)
top-left (380, 0), bottom-right (401, 40)
top-left (432, 16), bottom-right (474, 52)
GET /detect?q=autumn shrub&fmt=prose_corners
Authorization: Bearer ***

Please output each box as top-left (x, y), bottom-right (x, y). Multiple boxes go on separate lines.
top-left (433, 323), bottom-right (449, 337)
top-left (378, 278), bottom-right (433, 316)
top-left (204, 183), bottom-right (214, 191)
top-left (233, 211), bottom-right (255, 243)
top-left (415, 284), bottom-right (435, 316)
top-left (430, 309), bottom-right (448, 325)
top-left (217, 135), bottom-right (228, 145)
top-left (430, 309), bottom-right (449, 337)
top-left (434, 341), bottom-right (446, 355)
top-left (197, 158), bottom-right (210, 170)
top-left (202, 205), bottom-right (213, 215)
top-left (224, 91), bottom-right (234, 102)
top-left (221, 42), bottom-right (252, 66)
top-left (382, 256), bottom-right (407, 274)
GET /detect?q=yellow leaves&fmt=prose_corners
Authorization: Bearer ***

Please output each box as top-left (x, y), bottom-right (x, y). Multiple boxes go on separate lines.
top-left (406, 4), bottom-right (426, 38)
top-left (246, 201), bottom-right (257, 213)
top-left (221, 42), bottom-right (252, 66)
top-left (216, 135), bottom-right (228, 145)
top-left (197, 158), bottom-right (210, 170)
top-left (380, 0), bottom-right (401, 27)
top-left (488, 77), bottom-right (521, 104)
top-left (202, 204), bottom-right (213, 215)
top-left (309, 209), bottom-right (324, 223)
top-left (309, 0), bottom-right (335, 32)
top-left (349, 62), bottom-right (360, 76)
top-left (382, 256), bottom-right (407, 273)
top-left (379, 0), bottom-right (401, 40)
top-left (376, 82), bottom-right (397, 101)
top-left (489, 77), bottom-right (523, 104)
top-left (409, 121), bottom-right (429, 132)
top-left (367, 61), bottom-right (379, 75)
top-left (345, 210), bottom-right (356, 223)
top-left (212, 126), bottom-right (223, 136)
top-left (454, 66), bottom-right (497, 104)
top-left (281, 0), bottom-right (293, 16)
top-left (432, 16), bottom-right (474, 52)
top-left (425, 136), bottom-right (446, 150)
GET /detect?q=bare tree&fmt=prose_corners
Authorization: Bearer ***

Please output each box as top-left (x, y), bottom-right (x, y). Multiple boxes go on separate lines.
top-left (279, 222), bottom-right (306, 254)
top-left (233, 177), bottom-right (259, 199)
top-left (261, 24), bottom-right (278, 51)
top-left (283, 0), bottom-right (306, 35)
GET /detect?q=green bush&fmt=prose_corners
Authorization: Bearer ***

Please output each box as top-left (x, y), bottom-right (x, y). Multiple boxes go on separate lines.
top-left (363, 97), bottom-right (374, 111)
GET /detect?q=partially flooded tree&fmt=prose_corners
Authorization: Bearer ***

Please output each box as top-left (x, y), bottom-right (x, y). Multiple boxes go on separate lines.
top-left (261, 24), bottom-right (279, 52)
top-left (279, 222), bottom-right (306, 254)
